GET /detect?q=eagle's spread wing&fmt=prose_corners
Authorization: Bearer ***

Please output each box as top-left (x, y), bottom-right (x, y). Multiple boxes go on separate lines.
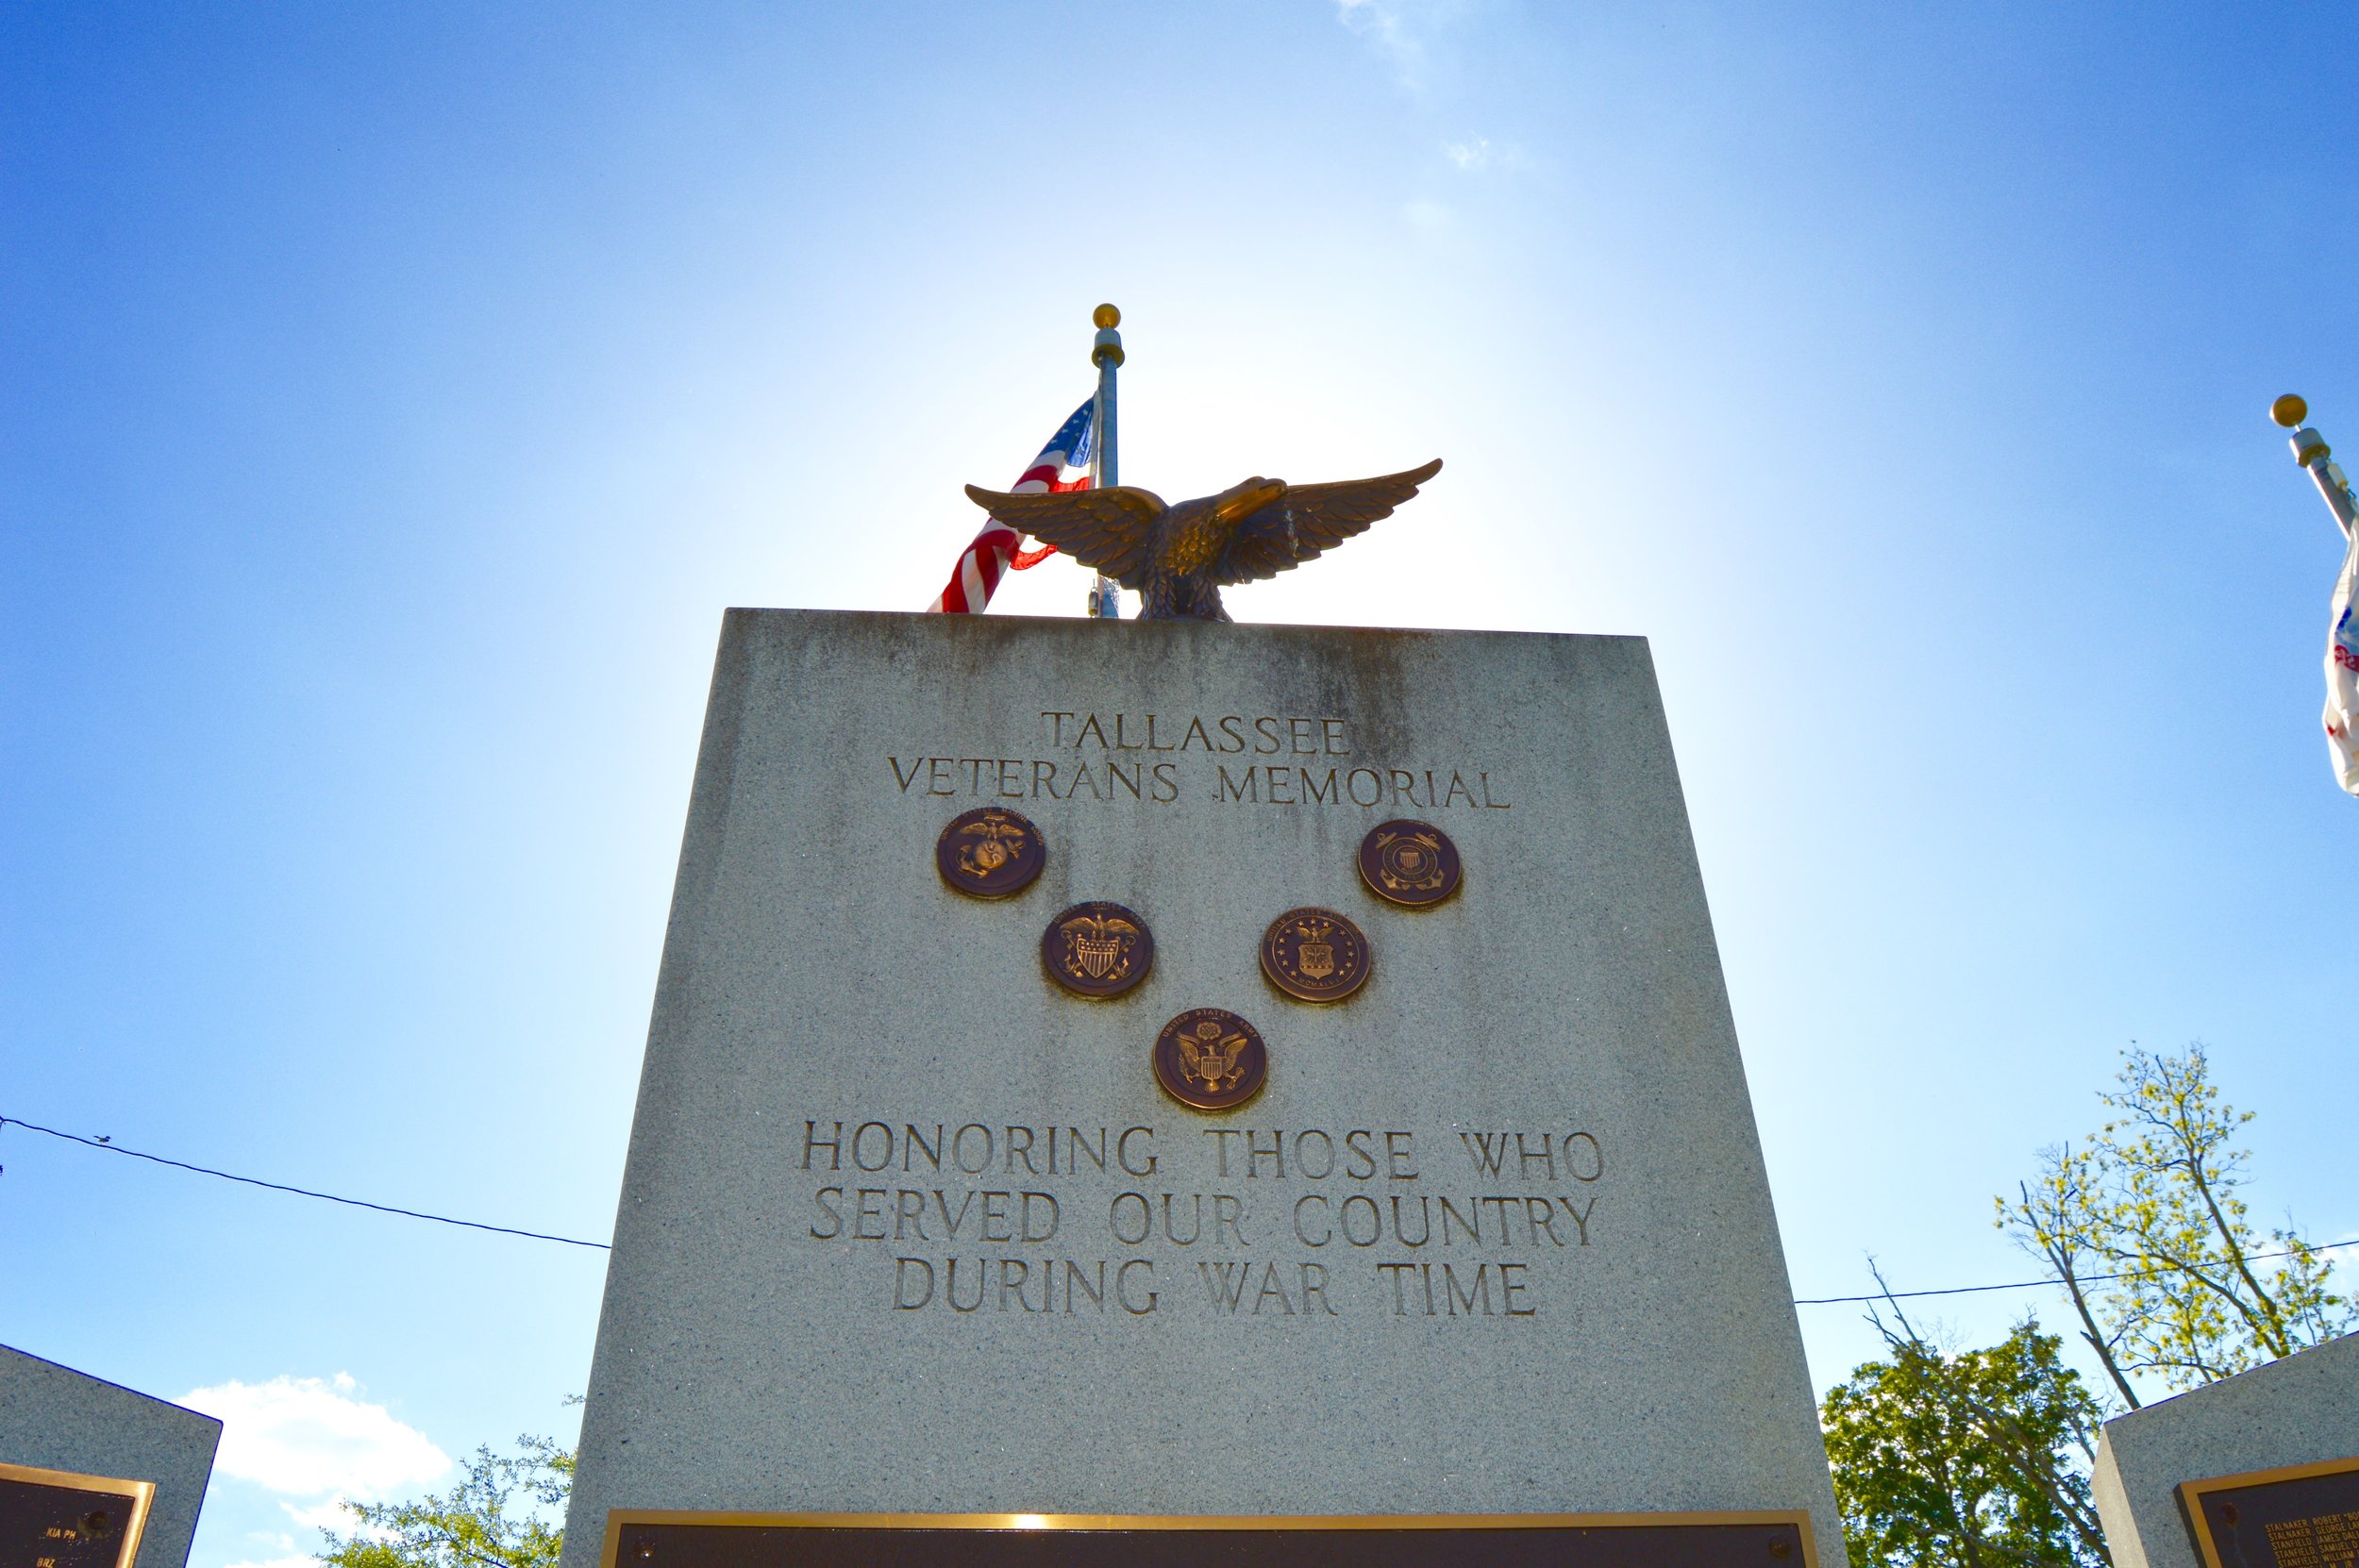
top-left (963, 485), bottom-right (1167, 586)
top-left (1210, 459), bottom-right (1443, 587)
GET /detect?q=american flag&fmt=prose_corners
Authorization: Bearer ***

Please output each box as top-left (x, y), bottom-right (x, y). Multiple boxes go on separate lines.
top-left (929, 398), bottom-right (1096, 614)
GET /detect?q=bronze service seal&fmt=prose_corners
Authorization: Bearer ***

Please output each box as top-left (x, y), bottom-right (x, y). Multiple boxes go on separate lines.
top-left (1152, 1009), bottom-right (1267, 1112)
top-left (1041, 902), bottom-right (1154, 998)
top-left (934, 806), bottom-right (1046, 898)
top-left (1260, 907), bottom-right (1372, 1003)
top-left (1357, 819), bottom-right (1462, 908)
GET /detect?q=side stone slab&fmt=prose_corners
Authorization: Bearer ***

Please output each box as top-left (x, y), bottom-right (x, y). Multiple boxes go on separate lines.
top-left (2093, 1331), bottom-right (2359, 1568)
top-left (560, 609), bottom-right (1841, 1567)
top-left (0, 1344), bottom-right (223, 1568)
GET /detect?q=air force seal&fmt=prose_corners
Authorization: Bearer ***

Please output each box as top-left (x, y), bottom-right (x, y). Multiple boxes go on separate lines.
top-left (1260, 906), bottom-right (1372, 1002)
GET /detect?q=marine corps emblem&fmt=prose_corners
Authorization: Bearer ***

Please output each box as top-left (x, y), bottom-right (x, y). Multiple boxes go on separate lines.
top-left (1357, 819), bottom-right (1462, 908)
top-left (1152, 1008), bottom-right (1267, 1112)
top-left (1042, 902), bottom-right (1154, 998)
top-left (1260, 906), bottom-right (1372, 1003)
top-left (934, 806), bottom-right (1046, 898)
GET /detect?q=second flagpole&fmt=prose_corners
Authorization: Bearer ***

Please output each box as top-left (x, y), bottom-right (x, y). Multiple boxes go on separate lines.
top-left (1089, 303), bottom-right (1124, 618)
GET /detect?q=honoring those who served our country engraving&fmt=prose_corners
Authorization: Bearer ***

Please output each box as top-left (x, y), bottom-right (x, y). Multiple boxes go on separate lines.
top-left (1261, 907), bottom-right (1372, 1003)
top-left (1358, 820), bottom-right (1462, 908)
top-left (1042, 903), bottom-right (1154, 998)
top-left (935, 806), bottom-right (1046, 898)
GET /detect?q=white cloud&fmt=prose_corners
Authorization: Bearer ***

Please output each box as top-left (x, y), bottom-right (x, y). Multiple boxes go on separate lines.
top-left (1443, 138), bottom-right (1493, 171)
top-left (221, 1557), bottom-right (319, 1568)
top-left (279, 1497), bottom-right (358, 1533)
top-left (181, 1374), bottom-right (449, 1502)
top-left (1336, 1), bottom-right (1415, 49)
top-left (1335, 0), bottom-right (1429, 89)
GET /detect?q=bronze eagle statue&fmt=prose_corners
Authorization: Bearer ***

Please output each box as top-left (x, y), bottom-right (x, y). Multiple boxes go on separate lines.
top-left (963, 458), bottom-right (1443, 621)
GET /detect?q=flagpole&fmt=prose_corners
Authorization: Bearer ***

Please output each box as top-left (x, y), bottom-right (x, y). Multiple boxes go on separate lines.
top-left (2275, 393), bottom-right (2359, 538)
top-left (2276, 393), bottom-right (2359, 797)
top-left (1089, 303), bottom-right (1125, 618)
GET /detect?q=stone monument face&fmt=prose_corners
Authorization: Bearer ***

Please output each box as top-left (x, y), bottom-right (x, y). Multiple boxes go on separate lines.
top-left (0, 1346), bottom-right (223, 1568)
top-left (560, 609), bottom-right (1840, 1567)
top-left (2093, 1330), bottom-right (2359, 1568)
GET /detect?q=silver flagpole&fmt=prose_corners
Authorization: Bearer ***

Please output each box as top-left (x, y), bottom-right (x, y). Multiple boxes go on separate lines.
top-left (2276, 392), bottom-right (2359, 797)
top-left (1088, 303), bottom-right (1125, 618)
top-left (2275, 393), bottom-right (2359, 538)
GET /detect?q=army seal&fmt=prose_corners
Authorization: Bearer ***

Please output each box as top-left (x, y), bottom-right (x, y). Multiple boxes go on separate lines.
top-left (1357, 819), bottom-right (1462, 908)
top-left (1042, 902), bottom-right (1154, 998)
top-left (934, 806), bottom-right (1046, 898)
top-left (1152, 1008), bottom-right (1267, 1112)
top-left (1260, 907), bottom-right (1372, 1003)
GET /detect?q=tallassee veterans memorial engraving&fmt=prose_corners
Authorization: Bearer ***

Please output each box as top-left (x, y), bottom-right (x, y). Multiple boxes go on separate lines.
top-left (560, 610), bottom-right (1841, 1568)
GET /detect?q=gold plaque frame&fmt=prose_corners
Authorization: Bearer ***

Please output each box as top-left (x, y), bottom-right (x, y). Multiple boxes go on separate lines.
top-left (2177, 1453), bottom-right (2359, 1568)
top-left (0, 1458), bottom-right (157, 1568)
top-left (600, 1508), bottom-right (1820, 1568)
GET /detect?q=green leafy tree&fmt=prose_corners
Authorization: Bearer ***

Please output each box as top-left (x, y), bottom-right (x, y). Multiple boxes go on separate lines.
top-left (1997, 1044), bottom-right (2351, 1403)
top-left (317, 1434), bottom-right (572, 1568)
top-left (1821, 1307), bottom-right (2109, 1568)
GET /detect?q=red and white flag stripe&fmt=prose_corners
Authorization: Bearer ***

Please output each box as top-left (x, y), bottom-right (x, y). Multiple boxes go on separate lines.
top-left (929, 398), bottom-right (1096, 614)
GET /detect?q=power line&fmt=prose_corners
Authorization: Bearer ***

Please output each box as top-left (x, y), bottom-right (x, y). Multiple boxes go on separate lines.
top-left (1797, 1278), bottom-right (2070, 1306)
top-left (6, 1113), bottom-right (2351, 1300)
top-left (0, 1114), bottom-right (609, 1250)
top-left (1790, 1237), bottom-right (2359, 1305)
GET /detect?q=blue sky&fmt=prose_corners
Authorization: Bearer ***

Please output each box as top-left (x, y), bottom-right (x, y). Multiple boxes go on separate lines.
top-left (5, 4), bottom-right (2355, 1564)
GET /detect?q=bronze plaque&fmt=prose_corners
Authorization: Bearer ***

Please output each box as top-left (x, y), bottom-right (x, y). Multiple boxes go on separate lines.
top-left (934, 807), bottom-right (1046, 898)
top-left (2180, 1455), bottom-right (2359, 1568)
top-left (1042, 903), bottom-right (1154, 998)
top-left (1152, 1008), bottom-right (1267, 1112)
top-left (1261, 906), bottom-right (1372, 1002)
top-left (602, 1510), bottom-right (1818, 1567)
top-left (0, 1461), bottom-right (154, 1568)
top-left (1357, 820), bottom-right (1462, 908)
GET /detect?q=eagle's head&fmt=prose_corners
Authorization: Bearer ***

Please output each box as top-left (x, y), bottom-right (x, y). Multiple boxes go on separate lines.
top-left (1211, 475), bottom-right (1288, 524)
top-left (1163, 475), bottom-right (1291, 576)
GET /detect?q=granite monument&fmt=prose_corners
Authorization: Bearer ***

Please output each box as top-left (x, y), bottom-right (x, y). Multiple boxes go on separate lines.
top-left (560, 609), bottom-right (1842, 1566)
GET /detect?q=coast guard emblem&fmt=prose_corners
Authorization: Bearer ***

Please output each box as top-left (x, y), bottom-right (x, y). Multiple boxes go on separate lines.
top-left (1042, 902), bottom-right (1154, 998)
top-left (1357, 819), bottom-right (1462, 908)
top-left (1152, 1008), bottom-right (1267, 1112)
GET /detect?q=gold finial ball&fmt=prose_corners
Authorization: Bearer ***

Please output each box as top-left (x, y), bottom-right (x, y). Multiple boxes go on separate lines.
top-left (1094, 303), bottom-right (1120, 329)
top-left (2272, 393), bottom-right (2309, 428)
